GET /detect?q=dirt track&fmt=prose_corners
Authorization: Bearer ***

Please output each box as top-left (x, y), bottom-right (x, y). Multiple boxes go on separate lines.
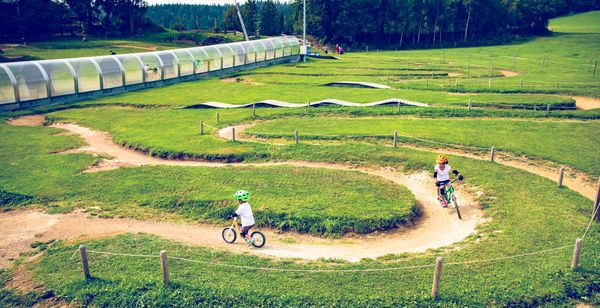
top-left (220, 123), bottom-right (597, 201)
top-left (2, 115), bottom-right (485, 263)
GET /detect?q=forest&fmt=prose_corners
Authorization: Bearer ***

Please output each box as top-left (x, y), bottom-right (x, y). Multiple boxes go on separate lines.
top-left (1, 0), bottom-right (599, 48)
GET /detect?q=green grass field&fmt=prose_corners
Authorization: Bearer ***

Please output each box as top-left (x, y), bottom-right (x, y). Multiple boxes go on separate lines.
top-left (0, 119), bottom-right (415, 235)
top-left (248, 116), bottom-right (600, 176)
top-left (0, 10), bottom-right (599, 307)
top-left (550, 10), bottom-right (600, 33)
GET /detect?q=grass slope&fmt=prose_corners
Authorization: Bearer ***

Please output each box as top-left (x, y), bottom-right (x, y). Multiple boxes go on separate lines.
top-left (550, 11), bottom-right (600, 33)
top-left (248, 116), bottom-right (600, 176)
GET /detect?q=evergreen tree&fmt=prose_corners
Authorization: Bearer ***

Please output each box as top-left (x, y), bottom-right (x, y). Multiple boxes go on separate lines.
top-left (260, 0), bottom-right (279, 36)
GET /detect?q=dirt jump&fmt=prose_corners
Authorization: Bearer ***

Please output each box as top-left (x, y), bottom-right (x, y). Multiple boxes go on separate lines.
top-left (3, 115), bottom-right (485, 263)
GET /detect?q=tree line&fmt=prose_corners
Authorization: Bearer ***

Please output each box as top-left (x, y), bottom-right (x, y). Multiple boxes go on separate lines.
top-left (146, 4), bottom-right (226, 31)
top-left (0, 0), bottom-right (155, 41)
top-left (288, 0), bottom-right (600, 49)
top-left (219, 0), bottom-right (293, 36)
top-left (1, 0), bottom-right (598, 47)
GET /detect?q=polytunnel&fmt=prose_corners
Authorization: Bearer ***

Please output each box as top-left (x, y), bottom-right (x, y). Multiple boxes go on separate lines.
top-left (0, 36), bottom-right (300, 107)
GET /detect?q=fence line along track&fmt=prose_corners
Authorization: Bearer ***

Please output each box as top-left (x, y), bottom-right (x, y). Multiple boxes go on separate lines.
top-left (80, 243), bottom-right (573, 274)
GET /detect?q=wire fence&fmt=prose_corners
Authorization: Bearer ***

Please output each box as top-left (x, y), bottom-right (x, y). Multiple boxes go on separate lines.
top-left (68, 122), bottom-right (599, 298)
top-left (71, 213), bottom-right (594, 300)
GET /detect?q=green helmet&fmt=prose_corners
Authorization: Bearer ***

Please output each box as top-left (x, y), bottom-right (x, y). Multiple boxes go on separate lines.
top-left (234, 190), bottom-right (249, 202)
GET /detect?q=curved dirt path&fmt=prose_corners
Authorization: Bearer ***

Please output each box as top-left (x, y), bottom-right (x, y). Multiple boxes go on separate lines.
top-left (4, 116), bottom-right (484, 262)
top-left (221, 123), bottom-right (597, 200)
top-left (573, 96), bottom-right (600, 110)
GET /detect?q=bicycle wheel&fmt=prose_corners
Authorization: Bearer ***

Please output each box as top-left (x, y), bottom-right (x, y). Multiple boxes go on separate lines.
top-left (451, 194), bottom-right (462, 220)
top-left (250, 231), bottom-right (266, 248)
top-left (222, 227), bottom-right (237, 243)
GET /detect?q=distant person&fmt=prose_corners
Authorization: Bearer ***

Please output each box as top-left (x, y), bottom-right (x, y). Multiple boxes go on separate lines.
top-left (109, 50), bottom-right (116, 55)
top-left (324, 46), bottom-right (328, 54)
top-left (339, 46), bottom-right (344, 55)
top-left (335, 44), bottom-right (339, 54)
top-left (82, 30), bottom-right (88, 42)
top-left (144, 63), bottom-right (158, 79)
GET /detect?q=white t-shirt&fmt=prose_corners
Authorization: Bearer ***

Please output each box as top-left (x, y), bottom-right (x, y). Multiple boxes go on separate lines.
top-left (235, 202), bottom-right (255, 227)
top-left (434, 164), bottom-right (452, 182)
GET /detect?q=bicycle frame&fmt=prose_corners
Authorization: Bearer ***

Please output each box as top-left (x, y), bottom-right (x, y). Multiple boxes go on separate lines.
top-left (229, 218), bottom-right (241, 234)
top-left (439, 179), bottom-right (459, 203)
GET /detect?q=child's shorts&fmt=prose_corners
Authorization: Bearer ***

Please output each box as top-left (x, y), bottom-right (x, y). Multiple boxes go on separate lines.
top-left (241, 225), bottom-right (254, 237)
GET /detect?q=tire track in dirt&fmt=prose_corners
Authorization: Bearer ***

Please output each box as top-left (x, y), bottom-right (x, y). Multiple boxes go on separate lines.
top-left (3, 115), bottom-right (485, 262)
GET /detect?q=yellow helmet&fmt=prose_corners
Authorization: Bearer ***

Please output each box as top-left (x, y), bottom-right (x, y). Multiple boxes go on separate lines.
top-left (436, 154), bottom-right (448, 164)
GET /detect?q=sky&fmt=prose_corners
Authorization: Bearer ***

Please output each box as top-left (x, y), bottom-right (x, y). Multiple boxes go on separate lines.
top-left (146, 0), bottom-right (292, 5)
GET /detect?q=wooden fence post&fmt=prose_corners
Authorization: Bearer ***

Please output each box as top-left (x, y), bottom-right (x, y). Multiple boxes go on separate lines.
top-left (520, 79), bottom-right (523, 88)
top-left (594, 179), bottom-right (600, 221)
top-left (200, 120), bottom-right (204, 135)
top-left (295, 129), bottom-right (299, 145)
top-left (546, 104), bottom-right (550, 117)
top-left (397, 101), bottom-right (400, 113)
top-left (232, 127), bottom-right (236, 142)
top-left (468, 99), bottom-right (472, 111)
top-left (541, 55), bottom-right (546, 72)
top-left (592, 60), bottom-right (597, 78)
top-left (488, 78), bottom-right (492, 88)
top-left (79, 245), bottom-right (91, 280)
top-left (393, 131), bottom-right (398, 148)
top-left (571, 238), bottom-right (582, 270)
top-left (490, 146), bottom-right (495, 162)
top-left (558, 167), bottom-right (564, 187)
top-left (431, 257), bottom-right (443, 299)
top-left (160, 250), bottom-right (169, 286)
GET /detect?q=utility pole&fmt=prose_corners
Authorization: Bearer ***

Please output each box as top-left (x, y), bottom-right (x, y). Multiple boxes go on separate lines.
top-left (302, 0), bottom-right (307, 62)
top-left (303, 0), bottom-right (307, 46)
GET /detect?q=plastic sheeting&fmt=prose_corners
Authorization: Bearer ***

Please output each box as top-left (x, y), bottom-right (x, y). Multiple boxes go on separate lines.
top-left (1, 36), bottom-right (299, 104)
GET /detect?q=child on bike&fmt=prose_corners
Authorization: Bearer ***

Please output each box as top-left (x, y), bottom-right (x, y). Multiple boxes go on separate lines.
top-left (434, 154), bottom-right (464, 207)
top-left (233, 190), bottom-right (255, 246)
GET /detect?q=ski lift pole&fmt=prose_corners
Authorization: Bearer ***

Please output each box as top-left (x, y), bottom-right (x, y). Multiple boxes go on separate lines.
top-left (234, 0), bottom-right (249, 41)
